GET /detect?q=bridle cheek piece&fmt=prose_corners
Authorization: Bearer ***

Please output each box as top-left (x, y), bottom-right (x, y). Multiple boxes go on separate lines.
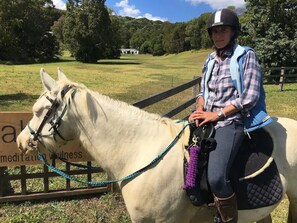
top-left (27, 86), bottom-right (76, 144)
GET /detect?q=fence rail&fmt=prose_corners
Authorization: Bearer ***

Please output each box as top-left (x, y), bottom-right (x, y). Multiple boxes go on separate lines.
top-left (133, 77), bottom-right (201, 117)
top-left (0, 162), bottom-right (110, 203)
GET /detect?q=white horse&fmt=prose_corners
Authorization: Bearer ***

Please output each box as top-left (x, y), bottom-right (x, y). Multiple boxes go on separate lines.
top-left (17, 69), bottom-right (297, 223)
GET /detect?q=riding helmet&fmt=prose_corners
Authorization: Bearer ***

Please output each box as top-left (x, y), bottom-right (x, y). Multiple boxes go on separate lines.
top-left (207, 8), bottom-right (241, 37)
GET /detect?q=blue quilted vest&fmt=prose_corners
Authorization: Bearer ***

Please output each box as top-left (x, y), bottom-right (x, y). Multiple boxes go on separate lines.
top-left (203, 44), bottom-right (273, 132)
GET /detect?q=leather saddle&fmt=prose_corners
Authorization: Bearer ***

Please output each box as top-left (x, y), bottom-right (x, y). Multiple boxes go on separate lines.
top-left (184, 123), bottom-right (283, 210)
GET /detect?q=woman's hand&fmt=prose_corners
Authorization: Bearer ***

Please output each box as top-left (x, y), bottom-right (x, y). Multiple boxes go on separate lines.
top-left (188, 110), bottom-right (218, 126)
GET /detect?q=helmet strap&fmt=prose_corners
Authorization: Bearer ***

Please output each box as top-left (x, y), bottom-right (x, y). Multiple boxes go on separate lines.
top-left (215, 37), bottom-right (236, 56)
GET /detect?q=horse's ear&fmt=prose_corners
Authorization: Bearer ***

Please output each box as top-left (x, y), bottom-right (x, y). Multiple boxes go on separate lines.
top-left (40, 68), bottom-right (57, 91)
top-left (57, 67), bottom-right (69, 81)
top-left (80, 90), bottom-right (99, 124)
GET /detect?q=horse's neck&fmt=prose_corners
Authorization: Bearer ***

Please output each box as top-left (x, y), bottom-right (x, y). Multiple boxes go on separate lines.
top-left (69, 88), bottom-right (180, 177)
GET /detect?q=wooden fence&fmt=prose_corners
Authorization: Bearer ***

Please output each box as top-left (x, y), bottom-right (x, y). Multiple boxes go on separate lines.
top-left (0, 77), bottom-right (201, 203)
top-left (263, 67), bottom-right (297, 91)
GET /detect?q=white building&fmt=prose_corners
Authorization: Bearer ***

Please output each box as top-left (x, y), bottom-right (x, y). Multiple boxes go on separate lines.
top-left (120, 49), bottom-right (139, 54)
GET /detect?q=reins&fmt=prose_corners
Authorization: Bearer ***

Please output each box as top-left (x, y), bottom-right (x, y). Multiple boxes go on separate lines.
top-left (33, 120), bottom-right (191, 186)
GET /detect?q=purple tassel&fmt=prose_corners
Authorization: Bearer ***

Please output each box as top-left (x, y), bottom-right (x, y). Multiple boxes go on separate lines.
top-left (183, 145), bottom-right (201, 190)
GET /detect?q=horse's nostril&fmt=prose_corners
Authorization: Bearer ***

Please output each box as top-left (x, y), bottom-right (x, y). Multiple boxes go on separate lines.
top-left (18, 145), bottom-right (27, 154)
top-left (17, 137), bottom-right (29, 154)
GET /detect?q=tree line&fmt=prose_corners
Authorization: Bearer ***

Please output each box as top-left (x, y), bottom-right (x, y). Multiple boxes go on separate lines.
top-left (0, 0), bottom-right (296, 68)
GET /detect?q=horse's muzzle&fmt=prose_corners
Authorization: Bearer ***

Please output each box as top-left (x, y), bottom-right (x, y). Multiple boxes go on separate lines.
top-left (17, 133), bottom-right (36, 154)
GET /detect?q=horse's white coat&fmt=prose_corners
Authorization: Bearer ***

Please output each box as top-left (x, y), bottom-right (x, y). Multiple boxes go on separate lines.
top-left (17, 69), bottom-right (297, 223)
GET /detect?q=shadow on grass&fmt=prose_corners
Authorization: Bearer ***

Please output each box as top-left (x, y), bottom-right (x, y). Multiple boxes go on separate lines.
top-left (2, 58), bottom-right (142, 66)
top-left (266, 88), bottom-right (297, 93)
top-left (96, 61), bottom-right (141, 65)
top-left (0, 93), bottom-right (39, 107)
top-left (277, 87), bottom-right (297, 92)
top-left (119, 74), bottom-right (188, 100)
top-left (39, 59), bottom-right (141, 65)
top-left (1, 58), bottom-right (72, 65)
top-left (0, 93), bottom-right (38, 100)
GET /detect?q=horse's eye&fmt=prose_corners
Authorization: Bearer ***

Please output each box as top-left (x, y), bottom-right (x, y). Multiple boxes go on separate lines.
top-left (32, 107), bottom-right (42, 117)
top-left (32, 101), bottom-right (50, 117)
top-left (54, 101), bottom-right (60, 108)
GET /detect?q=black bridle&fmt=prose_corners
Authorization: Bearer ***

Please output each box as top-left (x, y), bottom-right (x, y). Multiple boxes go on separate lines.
top-left (28, 85), bottom-right (76, 142)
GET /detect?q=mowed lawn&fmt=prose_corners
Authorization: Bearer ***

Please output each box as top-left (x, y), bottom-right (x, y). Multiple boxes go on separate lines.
top-left (0, 50), bottom-right (209, 116)
top-left (0, 50), bottom-right (296, 222)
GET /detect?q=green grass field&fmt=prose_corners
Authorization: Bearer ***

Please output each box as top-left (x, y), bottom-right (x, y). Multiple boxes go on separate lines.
top-left (0, 50), bottom-right (296, 222)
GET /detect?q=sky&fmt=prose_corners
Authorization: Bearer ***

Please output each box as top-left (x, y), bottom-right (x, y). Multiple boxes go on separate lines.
top-left (54, 0), bottom-right (246, 23)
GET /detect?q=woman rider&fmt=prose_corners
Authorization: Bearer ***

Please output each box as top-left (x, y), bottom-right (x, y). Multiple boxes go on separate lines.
top-left (188, 8), bottom-right (269, 222)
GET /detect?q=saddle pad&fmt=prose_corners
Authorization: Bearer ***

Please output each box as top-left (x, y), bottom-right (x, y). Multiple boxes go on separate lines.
top-left (234, 160), bottom-right (283, 210)
top-left (232, 128), bottom-right (283, 210)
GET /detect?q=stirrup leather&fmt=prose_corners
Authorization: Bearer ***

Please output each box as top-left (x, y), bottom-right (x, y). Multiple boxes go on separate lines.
top-left (213, 193), bottom-right (238, 223)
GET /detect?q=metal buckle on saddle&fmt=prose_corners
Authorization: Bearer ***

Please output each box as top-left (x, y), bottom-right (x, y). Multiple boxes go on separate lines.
top-left (191, 122), bottom-right (216, 150)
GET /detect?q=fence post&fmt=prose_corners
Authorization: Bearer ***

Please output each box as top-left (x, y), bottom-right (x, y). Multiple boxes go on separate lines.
top-left (0, 167), bottom-right (5, 197)
top-left (0, 167), bottom-right (14, 196)
top-left (192, 76), bottom-right (200, 111)
top-left (279, 67), bottom-right (285, 91)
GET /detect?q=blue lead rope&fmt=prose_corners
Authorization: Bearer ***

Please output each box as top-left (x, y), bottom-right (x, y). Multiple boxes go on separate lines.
top-left (36, 120), bottom-right (191, 186)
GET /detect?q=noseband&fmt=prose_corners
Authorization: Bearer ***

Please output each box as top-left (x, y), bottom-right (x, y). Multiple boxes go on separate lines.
top-left (28, 85), bottom-right (76, 142)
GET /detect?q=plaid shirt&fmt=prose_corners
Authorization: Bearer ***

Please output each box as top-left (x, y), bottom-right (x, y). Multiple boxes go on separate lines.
top-left (198, 45), bottom-right (262, 129)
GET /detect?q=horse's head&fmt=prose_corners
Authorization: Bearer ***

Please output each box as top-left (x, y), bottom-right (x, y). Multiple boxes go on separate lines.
top-left (17, 68), bottom-right (78, 154)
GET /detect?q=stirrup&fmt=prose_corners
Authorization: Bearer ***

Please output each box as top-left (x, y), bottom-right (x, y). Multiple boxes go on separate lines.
top-left (213, 212), bottom-right (223, 223)
top-left (208, 202), bottom-right (215, 207)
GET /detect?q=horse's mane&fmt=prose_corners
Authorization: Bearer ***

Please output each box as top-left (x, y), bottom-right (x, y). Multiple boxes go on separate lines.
top-left (58, 80), bottom-right (173, 126)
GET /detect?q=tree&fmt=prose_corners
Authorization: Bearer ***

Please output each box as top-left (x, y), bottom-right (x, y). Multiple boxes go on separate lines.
top-left (140, 41), bottom-right (153, 54)
top-left (186, 18), bottom-right (202, 50)
top-left (0, 0), bottom-right (60, 63)
top-left (128, 18), bottom-right (158, 54)
top-left (63, 0), bottom-right (120, 63)
top-left (130, 29), bottom-right (147, 51)
top-left (185, 13), bottom-right (211, 50)
top-left (52, 15), bottom-right (65, 48)
top-left (163, 23), bottom-right (188, 54)
top-left (243, 0), bottom-right (297, 67)
top-left (108, 14), bottom-right (124, 58)
top-left (150, 28), bottom-right (166, 56)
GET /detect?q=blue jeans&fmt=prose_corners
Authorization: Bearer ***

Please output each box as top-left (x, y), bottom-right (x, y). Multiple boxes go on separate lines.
top-left (207, 121), bottom-right (244, 198)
